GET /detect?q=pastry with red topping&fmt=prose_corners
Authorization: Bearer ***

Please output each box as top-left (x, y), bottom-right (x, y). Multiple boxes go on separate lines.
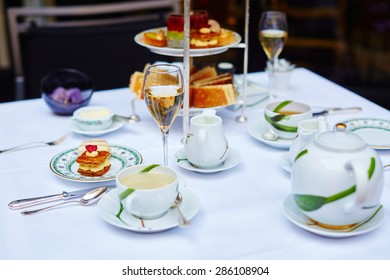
top-left (76, 139), bottom-right (111, 177)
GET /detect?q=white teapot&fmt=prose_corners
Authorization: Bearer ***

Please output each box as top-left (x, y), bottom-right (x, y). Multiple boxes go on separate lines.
top-left (291, 123), bottom-right (384, 228)
top-left (289, 116), bottom-right (328, 163)
top-left (185, 110), bottom-right (229, 168)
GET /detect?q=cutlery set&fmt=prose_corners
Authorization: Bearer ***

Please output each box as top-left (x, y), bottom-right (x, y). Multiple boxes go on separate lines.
top-left (8, 185), bottom-right (114, 215)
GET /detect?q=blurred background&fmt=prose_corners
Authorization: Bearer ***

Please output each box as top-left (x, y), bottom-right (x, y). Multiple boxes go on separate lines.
top-left (0, 0), bottom-right (389, 109)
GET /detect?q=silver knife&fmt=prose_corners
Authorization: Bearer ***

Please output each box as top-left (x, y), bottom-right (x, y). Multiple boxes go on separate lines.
top-left (8, 185), bottom-right (115, 209)
top-left (313, 107), bottom-right (362, 116)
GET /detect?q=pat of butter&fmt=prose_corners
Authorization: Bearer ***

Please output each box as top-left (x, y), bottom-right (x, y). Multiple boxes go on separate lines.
top-left (79, 109), bottom-right (110, 119)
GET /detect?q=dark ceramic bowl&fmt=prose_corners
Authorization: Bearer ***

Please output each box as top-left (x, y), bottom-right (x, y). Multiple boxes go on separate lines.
top-left (41, 69), bottom-right (94, 115)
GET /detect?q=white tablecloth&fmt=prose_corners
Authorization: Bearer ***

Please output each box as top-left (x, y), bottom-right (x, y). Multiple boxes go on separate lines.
top-left (1, 68), bottom-right (389, 260)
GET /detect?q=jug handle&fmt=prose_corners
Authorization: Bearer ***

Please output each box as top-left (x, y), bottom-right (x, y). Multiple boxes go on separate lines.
top-left (344, 160), bottom-right (368, 213)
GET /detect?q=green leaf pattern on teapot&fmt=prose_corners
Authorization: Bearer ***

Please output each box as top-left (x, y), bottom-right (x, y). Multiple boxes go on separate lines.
top-left (294, 157), bottom-right (376, 212)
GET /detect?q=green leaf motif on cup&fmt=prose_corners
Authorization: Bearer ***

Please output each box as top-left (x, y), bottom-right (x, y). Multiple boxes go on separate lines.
top-left (273, 100), bottom-right (293, 112)
top-left (115, 164), bottom-right (160, 222)
top-left (264, 114), bottom-right (298, 133)
top-left (294, 157), bottom-right (376, 212)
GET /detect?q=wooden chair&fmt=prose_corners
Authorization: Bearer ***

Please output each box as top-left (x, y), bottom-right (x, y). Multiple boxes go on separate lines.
top-left (7, 0), bottom-right (182, 100)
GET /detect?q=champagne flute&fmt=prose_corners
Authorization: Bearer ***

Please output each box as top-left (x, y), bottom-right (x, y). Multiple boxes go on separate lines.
top-left (143, 64), bottom-right (184, 166)
top-left (258, 11), bottom-right (288, 95)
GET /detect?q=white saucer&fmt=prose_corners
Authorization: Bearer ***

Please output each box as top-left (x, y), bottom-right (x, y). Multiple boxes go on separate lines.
top-left (279, 153), bottom-right (292, 173)
top-left (247, 119), bottom-right (293, 149)
top-left (174, 148), bottom-right (241, 173)
top-left (283, 195), bottom-right (385, 238)
top-left (97, 186), bottom-right (200, 233)
top-left (68, 118), bottom-right (124, 136)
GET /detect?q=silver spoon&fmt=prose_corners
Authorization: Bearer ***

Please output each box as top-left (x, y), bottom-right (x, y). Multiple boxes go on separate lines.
top-left (263, 129), bottom-right (278, 141)
top-left (172, 192), bottom-right (190, 227)
top-left (129, 97), bottom-right (141, 122)
top-left (21, 186), bottom-right (107, 215)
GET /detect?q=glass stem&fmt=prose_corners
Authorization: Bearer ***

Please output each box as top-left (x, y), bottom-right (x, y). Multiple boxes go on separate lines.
top-left (161, 130), bottom-right (169, 166)
top-left (269, 58), bottom-right (277, 99)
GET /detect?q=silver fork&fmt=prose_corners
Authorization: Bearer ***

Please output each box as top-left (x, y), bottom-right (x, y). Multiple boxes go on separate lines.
top-left (0, 133), bottom-right (69, 154)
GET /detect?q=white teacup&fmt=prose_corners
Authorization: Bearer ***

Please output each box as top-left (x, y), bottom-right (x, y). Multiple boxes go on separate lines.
top-left (116, 164), bottom-right (179, 219)
top-left (185, 110), bottom-right (229, 168)
top-left (264, 100), bottom-right (312, 139)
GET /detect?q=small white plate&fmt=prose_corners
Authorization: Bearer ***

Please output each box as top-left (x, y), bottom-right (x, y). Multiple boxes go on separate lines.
top-left (342, 118), bottom-right (390, 149)
top-left (49, 145), bottom-right (143, 183)
top-left (279, 153), bottom-right (292, 173)
top-left (247, 119), bottom-right (293, 149)
top-left (134, 27), bottom-right (241, 57)
top-left (97, 186), bottom-right (200, 233)
top-left (68, 118), bottom-right (124, 136)
top-left (283, 195), bottom-right (385, 238)
top-left (174, 148), bottom-right (241, 173)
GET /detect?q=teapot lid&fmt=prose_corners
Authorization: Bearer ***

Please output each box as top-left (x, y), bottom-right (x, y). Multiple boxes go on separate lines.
top-left (315, 123), bottom-right (366, 152)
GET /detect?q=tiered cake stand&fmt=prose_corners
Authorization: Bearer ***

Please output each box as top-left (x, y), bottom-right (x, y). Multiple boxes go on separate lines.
top-left (134, 0), bottom-right (251, 138)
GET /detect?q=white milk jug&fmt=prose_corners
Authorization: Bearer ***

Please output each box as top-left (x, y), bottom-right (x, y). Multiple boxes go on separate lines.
top-left (289, 116), bottom-right (328, 163)
top-left (185, 110), bottom-right (229, 168)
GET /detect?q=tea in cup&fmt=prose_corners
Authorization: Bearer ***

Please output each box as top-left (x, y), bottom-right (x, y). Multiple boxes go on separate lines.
top-left (185, 109), bottom-right (229, 168)
top-left (264, 100), bottom-right (312, 139)
top-left (116, 164), bottom-right (179, 219)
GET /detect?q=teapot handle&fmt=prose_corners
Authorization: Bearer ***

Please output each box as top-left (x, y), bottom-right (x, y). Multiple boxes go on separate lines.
top-left (344, 160), bottom-right (368, 213)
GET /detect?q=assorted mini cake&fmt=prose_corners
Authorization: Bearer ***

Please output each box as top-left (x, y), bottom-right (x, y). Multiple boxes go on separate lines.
top-left (76, 139), bottom-right (111, 177)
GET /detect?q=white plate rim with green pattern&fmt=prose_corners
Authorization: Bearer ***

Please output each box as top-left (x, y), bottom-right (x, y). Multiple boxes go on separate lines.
top-left (343, 118), bottom-right (390, 149)
top-left (49, 145), bottom-right (143, 183)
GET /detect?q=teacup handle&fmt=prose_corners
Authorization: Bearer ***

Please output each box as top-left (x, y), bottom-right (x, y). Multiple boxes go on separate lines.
top-left (344, 159), bottom-right (368, 213)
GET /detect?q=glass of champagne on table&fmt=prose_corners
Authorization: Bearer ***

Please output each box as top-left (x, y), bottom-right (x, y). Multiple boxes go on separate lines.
top-left (258, 11), bottom-right (288, 96)
top-left (143, 64), bottom-right (184, 166)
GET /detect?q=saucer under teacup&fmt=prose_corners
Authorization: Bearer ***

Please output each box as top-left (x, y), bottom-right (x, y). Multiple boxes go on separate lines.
top-left (282, 195), bottom-right (384, 238)
top-left (97, 186), bottom-right (200, 233)
top-left (175, 148), bottom-right (241, 173)
top-left (68, 118), bottom-right (124, 136)
top-left (247, 119), bottom-right (293, 149)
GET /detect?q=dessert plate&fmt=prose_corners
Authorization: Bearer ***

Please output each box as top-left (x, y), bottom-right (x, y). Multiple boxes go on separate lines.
top-left (68, 118), bottom-right (124, 136)
top-left (283, 195), bottom-right (384, 238)
top-left (247, 119), bottom-right (293, 149)
top-left (342, 118), bottom-right (390, 149)
top-left (49, 145), bottom-right (143, 183)
top-left (174, 148), bottom-right (241, 173)
top-left (279, 153), bottom-right (292, 173)
top-left (97, 186), bottom-right (200, 233)
top-left (134, 27), bottom-right (241, 57)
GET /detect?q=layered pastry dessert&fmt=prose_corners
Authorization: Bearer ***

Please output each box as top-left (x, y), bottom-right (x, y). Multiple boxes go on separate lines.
top-left (76, 139), bottom-right (111, 177)
top-left (167, 14), bottom-right (184, 48)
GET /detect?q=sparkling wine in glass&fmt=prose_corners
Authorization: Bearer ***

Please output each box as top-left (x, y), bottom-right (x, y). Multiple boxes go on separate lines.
top-left (258, 11), bottom-right (288, 94)
top-left (143, 64), bottom-right (184, 166)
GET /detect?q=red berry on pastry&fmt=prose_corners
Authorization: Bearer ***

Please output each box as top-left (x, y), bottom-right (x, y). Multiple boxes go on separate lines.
top-left (85, 144), bottom-right (97, 153)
